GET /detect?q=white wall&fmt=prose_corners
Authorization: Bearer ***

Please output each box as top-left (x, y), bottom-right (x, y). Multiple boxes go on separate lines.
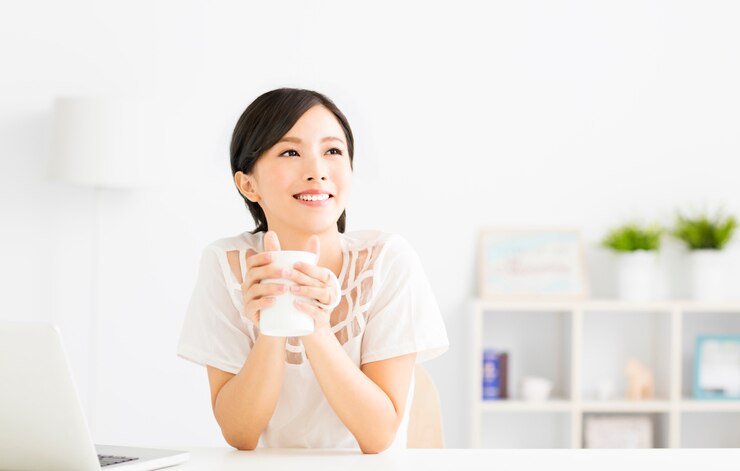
top-left (1, 0), bottom-right (739, 448)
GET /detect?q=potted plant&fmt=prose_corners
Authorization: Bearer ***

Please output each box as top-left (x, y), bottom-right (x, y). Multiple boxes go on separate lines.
top-left (673, 209), bottom-right (737, 301)
top-left (601, 222), bottom-right (664, 301)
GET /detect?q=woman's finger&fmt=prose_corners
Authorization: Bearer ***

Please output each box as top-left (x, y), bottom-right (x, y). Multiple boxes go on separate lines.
top-left (248, 282), bottom-right (287, 299)
top-left (245, 250), bottom-right (271, 270)
top-left (304, 234), bottom-right (320, 261)
top-left (245, 296), bottom-right (276, 318)
top-left (290, 263), bottom-right (332, 287)
top-left (263, 230), bottom-right (282, 252)
top-left (290, 284), bottom-right (333, 305)
top-left (293, 299), bottom-right (322, 318)
top-left (244, 265), bottom-right (290, 290)
top-left (293, 261), bottom-right (332, 283)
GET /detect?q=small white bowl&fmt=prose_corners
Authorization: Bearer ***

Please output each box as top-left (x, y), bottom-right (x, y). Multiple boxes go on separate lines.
top-left (522, 377), bottom-right (553, 401)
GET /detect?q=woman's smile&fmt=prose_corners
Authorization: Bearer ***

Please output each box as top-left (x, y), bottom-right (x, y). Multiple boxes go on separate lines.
top-left (293, 194), bottom-right (334, 207)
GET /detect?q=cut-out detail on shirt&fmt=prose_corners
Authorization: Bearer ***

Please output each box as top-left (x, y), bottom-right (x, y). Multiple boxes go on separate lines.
top-left (226, 250), bottom-right (243, 285)
top-left (224, 239), bottom-right (386, 365)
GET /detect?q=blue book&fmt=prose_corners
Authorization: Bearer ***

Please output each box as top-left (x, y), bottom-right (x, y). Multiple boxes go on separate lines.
top-left (482, 349), bottom-right (501, 400)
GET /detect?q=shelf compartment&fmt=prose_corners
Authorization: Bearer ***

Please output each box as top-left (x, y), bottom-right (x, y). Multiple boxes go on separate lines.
top-left (481, 412), bottom-right (571, 448)
top-left (581, 310), bottom-right (672, 401)
top-left (681, 311), bottom-right (740, 398)
top-left (481, 309), bottom-right (572, 401)
top-left (681, 411), bottom-right (740, 447)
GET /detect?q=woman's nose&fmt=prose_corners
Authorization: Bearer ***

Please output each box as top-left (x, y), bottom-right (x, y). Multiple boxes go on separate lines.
top-left (306, 170), bottom-right (328, 181)
top-left (304, 154), bottom-right (329, 181)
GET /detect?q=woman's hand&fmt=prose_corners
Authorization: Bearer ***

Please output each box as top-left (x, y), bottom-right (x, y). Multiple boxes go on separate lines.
top-left (241, 231), bottom-right (289, 327)
top-left (288, 235), bottom-right (341, 333)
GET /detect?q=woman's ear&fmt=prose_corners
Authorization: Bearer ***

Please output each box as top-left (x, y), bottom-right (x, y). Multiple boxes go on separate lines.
top-left (235, 171), bottom-right (260, 202)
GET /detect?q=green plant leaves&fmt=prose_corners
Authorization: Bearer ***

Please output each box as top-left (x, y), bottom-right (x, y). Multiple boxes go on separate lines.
top-left (601, 223), bottom-right (663, 252)
top-left (673, 211), bottom-right (737, 250)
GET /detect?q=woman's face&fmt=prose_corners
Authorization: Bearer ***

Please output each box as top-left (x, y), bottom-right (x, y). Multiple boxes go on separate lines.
top-left (237, 105), bottom-right (353, 235)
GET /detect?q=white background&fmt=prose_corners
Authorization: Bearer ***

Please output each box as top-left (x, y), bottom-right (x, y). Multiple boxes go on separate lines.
top-left (1, 0), bottom-right (739, 448)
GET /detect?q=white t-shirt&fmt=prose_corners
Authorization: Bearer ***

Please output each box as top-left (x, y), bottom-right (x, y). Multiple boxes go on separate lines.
top-left (176, 229), bottom-right (449, 449)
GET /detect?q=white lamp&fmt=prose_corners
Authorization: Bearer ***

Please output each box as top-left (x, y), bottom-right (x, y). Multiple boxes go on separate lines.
top-left (49, 96), bottom-right (158, 188)
top-left (49, 96), bottom-right (159, 438)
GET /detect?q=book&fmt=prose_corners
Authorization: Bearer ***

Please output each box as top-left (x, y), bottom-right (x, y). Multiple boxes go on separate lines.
top-left (499, 352), bottom-right (508, 399)
top-left (482, 350), bottom-right (508, 399)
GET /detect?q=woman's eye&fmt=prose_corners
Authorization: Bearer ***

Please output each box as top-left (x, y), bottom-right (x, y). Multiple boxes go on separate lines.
top-left (327, 148), bottom-right (343, 155)
top-left (280, 149), bottom-right (299, 157)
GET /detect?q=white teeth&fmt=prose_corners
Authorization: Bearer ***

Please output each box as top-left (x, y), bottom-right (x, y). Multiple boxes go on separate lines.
top-left (296, 194), bottom-right (330, 201)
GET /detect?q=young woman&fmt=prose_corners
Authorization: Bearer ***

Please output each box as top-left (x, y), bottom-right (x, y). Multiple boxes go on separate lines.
top-left (177, 88), bottom-right (449, 453)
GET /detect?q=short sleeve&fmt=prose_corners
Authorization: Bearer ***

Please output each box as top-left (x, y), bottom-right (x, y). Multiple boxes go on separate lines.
top-left (176, 245), bottom-right (253, 374)
top-left (361, 235), bottom-right (450, 365)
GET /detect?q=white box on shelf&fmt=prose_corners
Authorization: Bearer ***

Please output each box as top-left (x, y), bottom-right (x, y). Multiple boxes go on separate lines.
top-left (584, 415), bottom-right (653, 448)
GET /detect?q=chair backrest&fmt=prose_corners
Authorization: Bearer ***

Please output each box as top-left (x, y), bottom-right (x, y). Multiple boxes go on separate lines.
top-left (407, 364), bottom-right (444, 448)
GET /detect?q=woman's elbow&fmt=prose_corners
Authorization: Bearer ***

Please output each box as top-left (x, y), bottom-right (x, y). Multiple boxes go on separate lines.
top-left (359, 432), bottom-right (396, 454)
top-left (360, 441), bottom-right (392, 454)
top-left (232, 441), bottom-right (257, 451)
top-left (223, 431), bottom-right (258, 451)
top-left (360, 445), bottom-right (387, 455)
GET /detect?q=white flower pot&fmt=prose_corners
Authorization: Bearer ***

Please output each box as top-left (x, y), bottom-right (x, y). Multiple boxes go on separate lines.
top-left (688, 249), bottom-right (727, 302)
top-left (616, 251), bottom-right (660, 301)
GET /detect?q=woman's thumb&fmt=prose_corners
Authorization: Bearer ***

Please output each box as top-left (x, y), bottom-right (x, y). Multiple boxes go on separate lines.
top-left (306, 234), bottom-right (320, 259)
top-left (264, 230), bottom-right (282, 252)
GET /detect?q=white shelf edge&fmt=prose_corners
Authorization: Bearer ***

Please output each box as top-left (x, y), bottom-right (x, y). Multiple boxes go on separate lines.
top-left (479, 399), bottom-right (573, 412)
top-left (680, 303), bottom-right (740, 313)
top-left (474, 298), bottom-right (740, 313)
top-left (479, 399), bottom-right (675, 413)
top-left (477, 399), bottom-right (740, 413)
top-left (680, 399), bottom-right (740, 412)
top-left (580, 400), bottom-right (672, 413)
top-left (474, 299), bottom-right (577, 312)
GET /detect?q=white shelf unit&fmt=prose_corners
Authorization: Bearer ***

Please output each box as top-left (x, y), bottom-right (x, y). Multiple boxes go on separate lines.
top-left (471, 299), bottom-right (740, 449)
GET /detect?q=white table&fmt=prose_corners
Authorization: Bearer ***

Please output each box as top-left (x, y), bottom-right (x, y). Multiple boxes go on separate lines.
top-left (173, 447), bottom-right (740, 470)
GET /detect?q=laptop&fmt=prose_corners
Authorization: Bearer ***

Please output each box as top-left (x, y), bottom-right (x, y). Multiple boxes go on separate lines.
top-left (0, 320), bottom-right (189, 470)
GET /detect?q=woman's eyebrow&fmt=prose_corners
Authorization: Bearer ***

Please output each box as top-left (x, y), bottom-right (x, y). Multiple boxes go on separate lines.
top-left (278, 136), bottom-right (345, 145)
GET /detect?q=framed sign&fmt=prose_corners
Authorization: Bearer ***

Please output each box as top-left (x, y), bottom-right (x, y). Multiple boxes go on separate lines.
top-left (478, 228), bottom-right (589, 301)
top-left (693, 335), bottom-right (740, 400)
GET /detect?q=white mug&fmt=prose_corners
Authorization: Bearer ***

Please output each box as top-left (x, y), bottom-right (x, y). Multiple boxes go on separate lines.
top-left (259, 250), bottom-right (318, 337)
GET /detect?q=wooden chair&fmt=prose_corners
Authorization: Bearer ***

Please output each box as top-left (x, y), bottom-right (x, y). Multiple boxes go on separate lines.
top-left (406, 365), bottom-right (444, 448)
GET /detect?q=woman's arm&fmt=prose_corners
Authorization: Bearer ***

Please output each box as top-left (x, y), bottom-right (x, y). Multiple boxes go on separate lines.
top-left (302, 328), bottom-right (417, 454)
top-left (207, 335), bottom-right (287, 450)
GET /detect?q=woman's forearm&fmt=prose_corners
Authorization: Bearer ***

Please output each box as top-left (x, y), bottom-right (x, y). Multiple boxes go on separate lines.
top-left (302, 328), bottom-right (401, 453)
top-left (214, 335), bottom-right (287, 450)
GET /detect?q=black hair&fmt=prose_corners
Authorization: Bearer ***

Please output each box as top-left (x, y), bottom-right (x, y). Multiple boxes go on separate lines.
top-left (230, 88), bottom-right (355, 234)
